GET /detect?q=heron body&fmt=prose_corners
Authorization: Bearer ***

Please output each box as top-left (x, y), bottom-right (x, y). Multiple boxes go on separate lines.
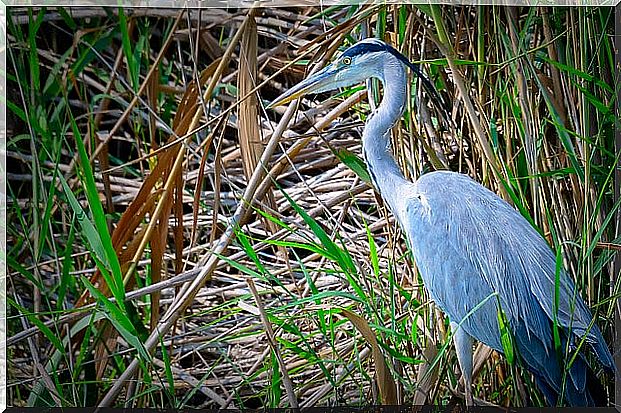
top-left (270, 38), bottom-right (613, 406)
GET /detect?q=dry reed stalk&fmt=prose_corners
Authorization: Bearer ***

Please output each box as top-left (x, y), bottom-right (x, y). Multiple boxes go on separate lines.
top-left (247, 277), bottom-right (299, 408)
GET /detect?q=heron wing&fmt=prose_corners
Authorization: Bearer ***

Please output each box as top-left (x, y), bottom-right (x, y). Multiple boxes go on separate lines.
top-left (400, 171), bottom-right (612, 370)
top-left (400, 205), bottom-right (504, 350)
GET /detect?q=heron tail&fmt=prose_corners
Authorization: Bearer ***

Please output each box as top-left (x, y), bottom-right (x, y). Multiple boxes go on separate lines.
top-left (515, 323), bottom-right (610, 406)
top-left (532, 354), bottom-right (608, 406)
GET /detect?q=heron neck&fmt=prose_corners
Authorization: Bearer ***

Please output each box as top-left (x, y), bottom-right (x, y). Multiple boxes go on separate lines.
top-left (362, 61), bottom-right (409, 211)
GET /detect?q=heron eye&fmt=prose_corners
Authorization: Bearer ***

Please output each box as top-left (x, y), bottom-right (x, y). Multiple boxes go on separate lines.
top-left (342, 57), bottom-right (352, 66)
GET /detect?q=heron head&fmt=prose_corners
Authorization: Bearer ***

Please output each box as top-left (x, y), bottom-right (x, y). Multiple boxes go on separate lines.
top-left (268, 38), bottom-right (438, 109)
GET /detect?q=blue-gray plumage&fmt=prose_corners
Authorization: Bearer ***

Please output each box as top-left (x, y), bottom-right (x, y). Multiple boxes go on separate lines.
top-left (269, 38), bottom-right (614, 406)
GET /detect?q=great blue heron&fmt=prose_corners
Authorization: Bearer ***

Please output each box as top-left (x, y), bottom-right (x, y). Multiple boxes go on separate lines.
top-left (268, 38), bottom-right (614, 406)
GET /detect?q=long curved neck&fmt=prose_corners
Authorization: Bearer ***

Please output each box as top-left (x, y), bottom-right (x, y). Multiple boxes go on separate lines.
top-left (363, 60), bottom-right (409, 212)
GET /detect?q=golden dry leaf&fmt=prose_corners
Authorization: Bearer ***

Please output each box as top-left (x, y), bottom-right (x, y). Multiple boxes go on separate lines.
top-left (341, 309), bottom-right (397, 404)
top-left (237, 15), bottom-right (280, 236)
top-left (238, 16), bottom-right (261, 181)
top-left (412, 344), bottom-right (439, 405)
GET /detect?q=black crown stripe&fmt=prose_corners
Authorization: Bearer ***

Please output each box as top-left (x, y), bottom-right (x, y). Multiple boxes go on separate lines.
top-left (342, 40), bottom-right (447, 114)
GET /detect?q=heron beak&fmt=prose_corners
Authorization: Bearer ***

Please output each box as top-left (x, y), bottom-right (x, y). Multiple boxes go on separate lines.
top-left (267, 65), bottom-right (337, 109)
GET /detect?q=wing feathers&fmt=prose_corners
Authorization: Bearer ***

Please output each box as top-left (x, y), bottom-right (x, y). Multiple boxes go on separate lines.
top-left (403, 171), bottom-right (613, 400)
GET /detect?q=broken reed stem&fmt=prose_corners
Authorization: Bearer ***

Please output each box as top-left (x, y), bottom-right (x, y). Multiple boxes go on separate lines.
top-left (246, 277), bottom-right (299, 408)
